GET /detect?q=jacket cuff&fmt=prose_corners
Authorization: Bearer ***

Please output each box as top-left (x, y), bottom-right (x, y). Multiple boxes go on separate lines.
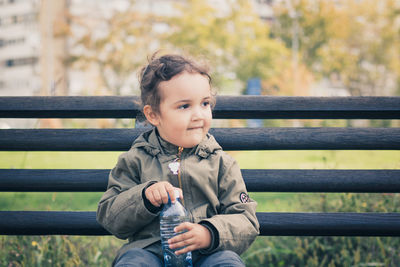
top-left (142, 181), bottom-right (163, 214)
top-left (198, 221), bottom-right (219, 254)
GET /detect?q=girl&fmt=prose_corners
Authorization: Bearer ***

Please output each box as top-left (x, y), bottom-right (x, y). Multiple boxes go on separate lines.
top-left (97, 53), bottom-right (259, 266)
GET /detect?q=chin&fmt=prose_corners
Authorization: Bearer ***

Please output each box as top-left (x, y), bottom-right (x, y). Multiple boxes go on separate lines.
top-left (182, 142), bottom-right (200, 148)
top-left (179, 133), bottom-right (206, 148)
top-left (181, 138), bottom-right (202, 148)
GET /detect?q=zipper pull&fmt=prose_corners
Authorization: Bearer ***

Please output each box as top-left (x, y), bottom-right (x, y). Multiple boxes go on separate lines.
top-left (178, 146), bottom-right (183, 158)
top-left (168, 147), bottom-right (184, 175)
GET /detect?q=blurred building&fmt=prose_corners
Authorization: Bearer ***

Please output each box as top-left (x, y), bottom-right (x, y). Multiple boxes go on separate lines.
top-left (0, 0), bottom-right (68, 96)
top-left (0, 0), bottom-right (41, 96)
top-left (0, 0), bottom-right (274, 97)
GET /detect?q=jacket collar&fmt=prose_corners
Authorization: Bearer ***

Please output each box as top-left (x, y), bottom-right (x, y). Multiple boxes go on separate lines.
top-left (132, 128), bottom-right (221, 158)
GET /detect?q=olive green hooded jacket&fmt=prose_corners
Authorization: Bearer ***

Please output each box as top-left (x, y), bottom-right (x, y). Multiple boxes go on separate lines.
top-left (96, 129), bottom-right (259, 260)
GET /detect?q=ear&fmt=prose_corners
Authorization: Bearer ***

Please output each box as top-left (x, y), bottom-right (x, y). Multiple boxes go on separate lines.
top-left (143, 105), bottom-right (160, 126)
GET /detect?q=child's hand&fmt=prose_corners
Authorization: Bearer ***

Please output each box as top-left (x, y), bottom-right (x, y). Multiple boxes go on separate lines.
top-left (168, 223), bottom-right (212, 255)
top-left (144, 182), bottom-right (182, 207)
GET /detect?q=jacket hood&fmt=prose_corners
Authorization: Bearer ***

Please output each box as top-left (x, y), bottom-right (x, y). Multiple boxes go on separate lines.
top-left (131, 128), bottom-right (222, 158)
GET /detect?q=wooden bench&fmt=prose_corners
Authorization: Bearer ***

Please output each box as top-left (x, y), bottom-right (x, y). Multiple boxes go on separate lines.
top-left (0, 95), bottom-right (400, 237)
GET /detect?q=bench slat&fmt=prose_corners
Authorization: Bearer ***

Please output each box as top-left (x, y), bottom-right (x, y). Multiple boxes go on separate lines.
top-left (0, 211), bottom-right (399, 236)
top-left (1, 128), bottom-right (399, 151)
top-left (1, 96), bottom-right (399, 119)
top-left (1, 169), bottom-right (399, 193)
top-left (258, 212), bottom-right (400, 236)
top-left (243, 169), bottom-right (400, 193)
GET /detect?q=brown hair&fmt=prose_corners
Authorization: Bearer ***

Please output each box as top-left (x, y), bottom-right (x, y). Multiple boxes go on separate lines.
top-left (139, 53), bottom-right (214, 114)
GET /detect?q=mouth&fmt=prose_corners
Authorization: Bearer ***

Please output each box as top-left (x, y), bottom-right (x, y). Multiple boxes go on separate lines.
top-left (188, 126), bottom-right (203, 131)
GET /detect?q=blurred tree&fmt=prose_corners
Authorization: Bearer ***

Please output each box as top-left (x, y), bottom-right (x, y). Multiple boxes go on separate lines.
top-left (319, 0), bottom-right (400, 96)
top-left (272, 0), bottom-right (336, 71)
top-left (67, 2), bottom-right (158, 95)
top-left (163, 0), bottom-right (291, 94)
top-left (67, 0), bottom-right (291, 95)
top-left (272, 0), bottom-right (400, 96)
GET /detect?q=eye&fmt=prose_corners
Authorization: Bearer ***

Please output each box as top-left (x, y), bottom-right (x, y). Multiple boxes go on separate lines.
top-left (202, 101), bottom-right (210, 107)
top-left (178, 104), bottom-right (190, 110)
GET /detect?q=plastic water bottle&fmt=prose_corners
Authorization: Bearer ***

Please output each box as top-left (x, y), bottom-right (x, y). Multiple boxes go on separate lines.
top-left (160, 189), bottom-right (193, 267)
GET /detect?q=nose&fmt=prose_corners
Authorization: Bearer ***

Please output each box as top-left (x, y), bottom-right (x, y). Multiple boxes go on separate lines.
top-left (191, 106), bottom-right (204, 121)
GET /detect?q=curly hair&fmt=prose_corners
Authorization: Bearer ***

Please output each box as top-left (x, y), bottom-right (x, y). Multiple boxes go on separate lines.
top-left (139, 53), bottom-right (214, 114)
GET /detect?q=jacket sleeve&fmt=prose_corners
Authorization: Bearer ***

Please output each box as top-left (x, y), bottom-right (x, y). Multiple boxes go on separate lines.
top-left (200, 154), bottom-right (260, 255)
top-left (96, 150), bottom-right (159, 239)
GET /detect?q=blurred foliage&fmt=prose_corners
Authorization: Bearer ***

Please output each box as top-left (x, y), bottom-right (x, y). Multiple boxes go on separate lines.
top-left (67, 1), bottom-right (159, 95)
top-left (165, 0), bottom-right (290, 92)
top-left (67, 0), bottom-right (290, 95)
top-left (272, 0), bottom-right (400, 96)
top-left (243, 235), bottom-right (399, 267)
top-left (65, 0), bottom-right (400, 96)
top-left (242, 193), bottom-right (400, 266)
top-left (0, 235), bottom-right (123, 267)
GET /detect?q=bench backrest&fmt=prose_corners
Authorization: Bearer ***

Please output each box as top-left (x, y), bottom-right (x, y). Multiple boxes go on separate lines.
top-left (0, 96), bottom-right (399, 236)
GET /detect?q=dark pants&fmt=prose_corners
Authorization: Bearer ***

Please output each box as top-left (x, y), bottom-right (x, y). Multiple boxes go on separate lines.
top-left (114, 248), bottom-right (245, 267)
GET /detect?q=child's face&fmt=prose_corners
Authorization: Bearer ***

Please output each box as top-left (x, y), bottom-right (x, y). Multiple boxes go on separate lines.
top-left (145, 71), bottom-right (212, 148)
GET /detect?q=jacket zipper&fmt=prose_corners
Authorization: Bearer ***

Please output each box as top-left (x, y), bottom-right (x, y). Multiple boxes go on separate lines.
top-left (177, 146), bottom-right (184, 206)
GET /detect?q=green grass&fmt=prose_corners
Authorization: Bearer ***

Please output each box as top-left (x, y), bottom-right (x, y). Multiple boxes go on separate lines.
top-left (0, 192), bottom-right (103, 211)
top-left (3, 150), bottom-right (398, 170)
top-left (0, 151), bottom-right (121, 169)
top-left (229, 150), bottom-right (400, 170)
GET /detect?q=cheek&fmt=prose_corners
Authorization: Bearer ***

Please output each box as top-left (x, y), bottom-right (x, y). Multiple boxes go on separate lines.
top-left (171, 119), bottom-right (188, 132)
top-left (205, 110), bottom-right (212, 124)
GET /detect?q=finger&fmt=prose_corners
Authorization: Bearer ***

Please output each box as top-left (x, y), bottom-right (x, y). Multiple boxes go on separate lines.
top-left (169, 236), bottom-right (195, 250)
top-left (168, 231), bottom-right (190, 244)
top-left (175, 244), bottom-right (196, 255)
top-left (174, 222), bottom-right (193, 233)
top-left (160, 182), bottom-right (175, 203)
top-left (165, 185), bottom-right (176, 203)
top-left (168, 228), bottom-right (194, 245)
top-left (151, 190), bottom-right (162, 206)
top-left (159, 186), bottom-right (170, 204)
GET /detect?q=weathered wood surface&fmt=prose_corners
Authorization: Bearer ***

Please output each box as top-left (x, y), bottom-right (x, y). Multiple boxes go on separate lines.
top-left (0, 211), bottom-right (399, 236)
top-left (1, 128), bottom-right (399, 151)
top-left (1, 169), bottom-right (399, 193)
top-left (1, 96), bottom-right (400, 119)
